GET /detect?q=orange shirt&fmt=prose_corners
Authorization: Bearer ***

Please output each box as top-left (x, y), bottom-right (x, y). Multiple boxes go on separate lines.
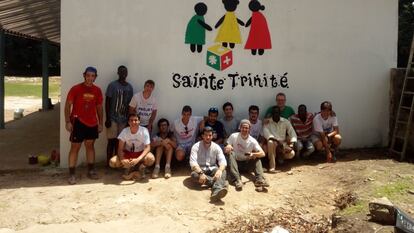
top-left (67, 83), bottom-right (103, 127)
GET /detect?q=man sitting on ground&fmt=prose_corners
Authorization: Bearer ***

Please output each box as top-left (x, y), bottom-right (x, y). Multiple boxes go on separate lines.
top-left (263, 106), bottom-right (297, 173)
top-left (109, 114), bottom-right (155, 180)
top-left (290, 104), bottom-right (315, 158)
top-left (173, 105), bottom-right (203, 161)
top-left (224, 119), bottom-right (269, 192)
top-left (151, 118), bottom-right (177, 179)
top-left (190, 127), bottom-right (228, 202)
top-left (312, 101), bottom-right (342, 162)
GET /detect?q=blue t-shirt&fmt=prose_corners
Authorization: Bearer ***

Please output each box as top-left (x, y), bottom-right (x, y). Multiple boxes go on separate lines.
top-left (204, 120), bottom-right (225, 142)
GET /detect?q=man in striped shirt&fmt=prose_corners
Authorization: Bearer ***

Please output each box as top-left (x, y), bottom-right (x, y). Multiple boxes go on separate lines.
top-left (289, 105), bottom-right (315, 158)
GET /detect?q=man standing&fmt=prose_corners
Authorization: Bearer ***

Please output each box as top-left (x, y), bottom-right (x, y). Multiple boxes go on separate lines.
top-left (312, 101), bottom-right (342, 162)
top-left (109, 114), bottom-right (155, 180)
top-left (263, 106), bottom-right (297, 173)
top-left (265, 92), bottom-right (295, 120)
top-left (64, 66), bottom-right (103, 185)
top-left (173, 105), bottom-right (203, 161)
top-left (199, 107), bottom-right (225, 145)
top-left (220, 102), bottom-right (240, 139)
top-left (151, 118), bottom-right (176, 179)
top-left (129, 80), bottom-right (157, 133)
top-left (225, 119), bottom-right (269, 192)
top-left (105, 65), bottom-right (133, 166)
top-left (290, 104), bottom-right (315, 158)
top-left (190, 127), bottom-right (228, 202)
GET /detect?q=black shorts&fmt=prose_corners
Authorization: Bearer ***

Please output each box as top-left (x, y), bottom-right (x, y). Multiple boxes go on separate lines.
top-left (70, 118), bottom-right (99, 143)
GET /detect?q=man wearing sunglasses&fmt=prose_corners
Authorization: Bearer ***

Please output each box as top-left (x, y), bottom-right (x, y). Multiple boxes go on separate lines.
top-left (173, 105), bottom-right (203, 161)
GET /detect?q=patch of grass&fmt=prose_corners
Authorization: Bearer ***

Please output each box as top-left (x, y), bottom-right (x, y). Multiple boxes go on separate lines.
top-left (374, 178), bottom-right (413, 201)
top-left (340, 200), bottom-right (368, 216)
top-left (5, 82), bottom-right (60, 98)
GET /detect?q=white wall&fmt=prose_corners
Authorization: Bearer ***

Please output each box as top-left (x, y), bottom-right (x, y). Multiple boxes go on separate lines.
top-left (61, 0), bottom-right (398, 167)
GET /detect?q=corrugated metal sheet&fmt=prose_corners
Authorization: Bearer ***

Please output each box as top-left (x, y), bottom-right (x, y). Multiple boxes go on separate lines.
top-left (0, 0), bottom-right (60, 43)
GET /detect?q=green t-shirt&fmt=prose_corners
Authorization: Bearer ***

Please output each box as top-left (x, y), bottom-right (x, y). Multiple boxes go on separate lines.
top-left (265, 105), bottom-right (295, 119)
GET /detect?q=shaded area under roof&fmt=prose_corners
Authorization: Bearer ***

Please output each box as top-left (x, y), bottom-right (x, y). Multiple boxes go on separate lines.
top-left (0, 0), bottom-right (60, 44)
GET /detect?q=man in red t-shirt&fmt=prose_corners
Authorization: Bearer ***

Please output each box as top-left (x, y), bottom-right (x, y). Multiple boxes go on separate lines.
top-left (64, 66), bottom-right (104, 185)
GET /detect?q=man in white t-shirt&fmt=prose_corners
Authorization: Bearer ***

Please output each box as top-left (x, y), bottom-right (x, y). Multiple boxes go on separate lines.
top-left (109, 113), bottom-right (155, 180)
top-left (224, 119), bottom-right (269, 192)
top-left (311, 101), bottom-right (342, 162)
top-left (129, 80), bottom-right (157, 133)
top-left (173, 105), bottom-right (203, 161)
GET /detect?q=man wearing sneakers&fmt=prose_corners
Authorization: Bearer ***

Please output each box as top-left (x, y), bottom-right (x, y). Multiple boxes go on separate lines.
top-left (190, 127), bottom-right (228, 202)
top-left (224, 119), bottom-right (269, 192)
top-left (109, 113), bottom-right (155, 180)
top-left (151, 118), bottom-right (176, 179)
top-left (64, 66), bottom-right (103, 185)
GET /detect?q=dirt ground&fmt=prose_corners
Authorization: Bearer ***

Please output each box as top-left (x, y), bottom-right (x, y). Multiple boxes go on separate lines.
top-left (0, 99), bottom-right (413, 232)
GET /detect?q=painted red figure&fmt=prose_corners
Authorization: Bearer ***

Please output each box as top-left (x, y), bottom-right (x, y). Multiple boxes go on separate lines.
top-left (245, 0), bottom-right (271, 56)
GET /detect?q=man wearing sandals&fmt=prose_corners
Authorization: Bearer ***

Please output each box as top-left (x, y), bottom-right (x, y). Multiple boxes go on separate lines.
top-left (263, 106), bottom-right (297, 173)
top-left (224, 119), bottom-right (269, 192)
top-left (109, 113), bottom-right (155, 180)
top-left (64, 66), bottom-right (103, 185)
top-left (190, 127), bottom-right (228, 202)
top-left (311, 101), bottom-right (342, 162)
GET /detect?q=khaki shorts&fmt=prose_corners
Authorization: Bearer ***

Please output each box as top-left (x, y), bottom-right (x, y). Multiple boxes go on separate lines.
top-left (106, 121), bottom-right (127, 139)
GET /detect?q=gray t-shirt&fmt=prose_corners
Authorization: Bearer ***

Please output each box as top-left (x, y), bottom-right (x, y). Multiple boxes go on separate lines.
top-left (220, 117), bottom-right (240, 138)
top-left (106, 80), bottom-right (133, 123)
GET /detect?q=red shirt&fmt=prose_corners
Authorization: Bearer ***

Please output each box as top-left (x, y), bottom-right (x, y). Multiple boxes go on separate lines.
top-left (290, 113), bottom-right (314, 140)
top-left (67, 83), bottom-right (103, 127)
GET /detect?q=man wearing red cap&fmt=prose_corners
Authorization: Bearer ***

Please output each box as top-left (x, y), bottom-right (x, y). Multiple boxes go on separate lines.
top-left (64, 66), bottom-right (103, 185)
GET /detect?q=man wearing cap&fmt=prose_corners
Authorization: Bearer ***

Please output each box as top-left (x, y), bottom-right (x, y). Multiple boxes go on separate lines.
top-left (199, 107), bottom-right (225, 145)
top-left (224, 119), bottom-right (269, 191)
top-left (263, 106), bottom-right (297, 173)
top-left (64, 66), bottom-right (103, 185)
top-left (104, 65), bottom-right (133, 167)
top-left (190, 126), bottom-right (228, 202)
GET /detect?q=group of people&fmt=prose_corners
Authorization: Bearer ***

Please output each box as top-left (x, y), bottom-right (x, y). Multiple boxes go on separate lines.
top-left (64, 66), bottom-right (342, 202)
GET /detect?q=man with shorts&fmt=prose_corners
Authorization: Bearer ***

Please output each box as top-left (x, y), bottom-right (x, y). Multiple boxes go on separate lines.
top-left (104, 65), bottom-right (133, 166)
top-left (225, 119), bottom-right (269, 192)
top-left (109, 114), bottom-right (155, 180)
top-left (263, 106), bottom-right (297, 173)
top-left (151, 118), bottom-right (177, 179)
top-left (64, 66), bottom-right (103, 185)
top-left (129, 80), bottom-right (157, 133)
top-left (190, 127), bottom-right (228, 202)
top-left (173, 105), bottom-right (203, 161)
top-left (312, 101), bottom-right (342, 162)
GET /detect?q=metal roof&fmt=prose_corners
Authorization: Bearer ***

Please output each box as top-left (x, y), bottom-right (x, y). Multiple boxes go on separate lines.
top-left (0, 0), bottom-right (60, 43)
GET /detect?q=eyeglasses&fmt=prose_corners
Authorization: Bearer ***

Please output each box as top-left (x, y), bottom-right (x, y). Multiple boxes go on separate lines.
top-left (209, 107), bottom-right (218, 113)
top-left (184, 126), bottom-right (189, 135)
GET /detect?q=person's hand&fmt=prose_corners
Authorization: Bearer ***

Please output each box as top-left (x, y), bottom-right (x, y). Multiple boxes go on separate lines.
top-left (98, 124), bottom-right (103, 133)
top-left (224, 145), bottom-right (232, 154)
top-left (105, 120), bottom-right (111, 128)
top-left (121, 159), bottom-right (131, 168)
top-left (248, 152), bottom-right (256, 160)
top-left (65, 122), bottom-right (73, 132)
top-left (147, 124), bottom-right (152, 133)
top-left (213, 169), bottom-right (222, 181)
top-left (198, 173), bottom-right (207, 184)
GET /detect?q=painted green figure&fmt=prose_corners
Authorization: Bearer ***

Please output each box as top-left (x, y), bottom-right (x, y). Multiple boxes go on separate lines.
top-left (185, 2), bottom-right (212, 53)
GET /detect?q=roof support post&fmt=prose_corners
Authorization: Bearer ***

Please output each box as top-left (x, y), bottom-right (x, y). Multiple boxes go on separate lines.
top-left (41, 39), bottom-right (49, 111)
top-left (0, 28), bottom-right (5, 129)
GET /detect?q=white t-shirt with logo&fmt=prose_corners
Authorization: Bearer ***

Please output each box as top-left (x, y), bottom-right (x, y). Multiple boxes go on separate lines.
top-left (313, 113), bottom-right (338, 134)
top-left (129, 91), bottom-right (157, 126)
top-left (227, 132), bottom-right (262, 161)
top-left (173, 116), bottom-right (203, 146)
top-left (117, 126), bottom-right (150, 152)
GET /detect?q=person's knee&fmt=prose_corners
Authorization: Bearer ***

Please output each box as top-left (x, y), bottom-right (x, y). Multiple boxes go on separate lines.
top-left (109, 156), bottom-right (121, 168)
top-left (175, 150), bottom-right (185, 161)
top-left (333, 134), bottom-right (342, 146)
top-left (144, 153), bottom-right (155, 166)
top-left (314, 140), bottom-right (323, 150)
top-left (84, 140), bottom-right (95, 149)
